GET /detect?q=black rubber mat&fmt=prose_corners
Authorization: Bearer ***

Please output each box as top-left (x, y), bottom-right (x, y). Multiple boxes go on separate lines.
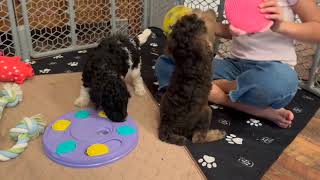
top-left (139, 28), bottom-right (320, 180)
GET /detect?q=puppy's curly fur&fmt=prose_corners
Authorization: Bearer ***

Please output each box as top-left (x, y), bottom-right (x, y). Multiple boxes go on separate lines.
top-left (75, 32), bottom-right (149, 122)
top-left (159, 12), bottom-right (226, 145)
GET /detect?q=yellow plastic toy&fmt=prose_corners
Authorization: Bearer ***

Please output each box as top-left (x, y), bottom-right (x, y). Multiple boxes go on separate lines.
top-left (52, 119), bottom-right (71, 131)
top-left (163, 5), bottom-right (193, 36)
top-left (86, 144), bottom-right (110, 157)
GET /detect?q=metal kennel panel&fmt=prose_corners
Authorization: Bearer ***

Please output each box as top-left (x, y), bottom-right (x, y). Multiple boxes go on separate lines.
top-left (114, 0), bottom-right (145, 36)
top-left (149, 0), bottom-right (179, 28)
top-left (297, 0), bottom-right (320, 96)
top-left (0, 0), bottom-right (20, 56)
top-left (74, 0), bottom-right (113, 46)
top-left (18, 0), bottom-right (146, 58)
top-left (300, 45), bottom-right (320, 96)
top-left (19, 0), bottom-right (74, 58)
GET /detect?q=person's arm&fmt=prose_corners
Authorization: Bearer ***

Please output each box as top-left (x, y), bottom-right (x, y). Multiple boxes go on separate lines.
top-left (194, 9), bottom-right (233, 40)
top-left (215, 23), bottom-right (233, 39)
top-left (260, 0), bottom-right (320, 43)
top-left (280, 0), bottom-right (320, 43)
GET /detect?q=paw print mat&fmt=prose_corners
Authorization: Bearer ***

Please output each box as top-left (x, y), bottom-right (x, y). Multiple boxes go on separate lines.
top-left (30, 50), bottom-right (88, 75)
top-left (185, 90), bottom-right (320, 180)
top-left (30, 27), bottom-right (165, 76)
top-left (140, 28), bottom-right (320, 180)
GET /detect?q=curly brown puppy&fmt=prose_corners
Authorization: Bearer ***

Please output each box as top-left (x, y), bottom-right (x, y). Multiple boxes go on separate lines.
top-left (159, 10), bottom-right (226, 145)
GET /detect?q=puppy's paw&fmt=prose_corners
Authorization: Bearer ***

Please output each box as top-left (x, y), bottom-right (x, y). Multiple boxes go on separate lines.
top-left (192, 131), bottom-right (207, 143)
top-left (206, 129), bottom-right (226, 141)
top-left (192, 129), bottom-right (226, 143)
top-left (138, 29), bottom-right (152, 45)
top-left (134, 86), bottom-right (146, 96)
top-left (74, 97), bottom-right (90, 107)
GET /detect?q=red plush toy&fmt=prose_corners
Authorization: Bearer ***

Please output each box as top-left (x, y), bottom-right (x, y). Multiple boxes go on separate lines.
top-left (0, 55), bottom-right (34, 84)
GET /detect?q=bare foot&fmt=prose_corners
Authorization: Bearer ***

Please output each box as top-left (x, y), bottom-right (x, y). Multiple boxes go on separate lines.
top-left (209, 83), bottom-right (294, 128)
top-left (255, 108), bottom-right (294, 128)
top-left (209, 83), bottom-right (229, 104)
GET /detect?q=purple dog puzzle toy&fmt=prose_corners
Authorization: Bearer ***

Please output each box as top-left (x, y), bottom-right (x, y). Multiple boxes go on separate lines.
top-left (42, 109), bottom-right (139, 168)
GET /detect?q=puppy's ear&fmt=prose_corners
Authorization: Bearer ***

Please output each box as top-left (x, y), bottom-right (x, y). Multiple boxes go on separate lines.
top-left (103, 73), bottom-right (131, 102)
top-left (100, 75), bottom-right (130, 122)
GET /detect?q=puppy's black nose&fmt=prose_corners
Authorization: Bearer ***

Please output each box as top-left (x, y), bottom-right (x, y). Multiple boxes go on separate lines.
top-left (109, 112), bottom-right (127, 122)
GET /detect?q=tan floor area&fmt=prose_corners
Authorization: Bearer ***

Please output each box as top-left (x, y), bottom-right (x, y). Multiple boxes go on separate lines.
top-left (0, 73), bottom-right (319, 180)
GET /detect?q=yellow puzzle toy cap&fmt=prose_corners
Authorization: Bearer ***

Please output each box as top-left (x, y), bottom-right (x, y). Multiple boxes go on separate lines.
top-left (163, 5), bottom-right (192, 36)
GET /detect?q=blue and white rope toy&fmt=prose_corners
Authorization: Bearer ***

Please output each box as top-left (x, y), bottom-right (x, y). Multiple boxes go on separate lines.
top-left (0, 83), bottom-right (23, 120)
top-left (0, 114), bottom-right (46, 161)
top-left (0, 84), bottom-right (46, 161)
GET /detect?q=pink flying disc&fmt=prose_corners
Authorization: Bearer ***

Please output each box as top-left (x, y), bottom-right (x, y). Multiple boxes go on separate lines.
top-left (225, 0), bottom-right (274, 35)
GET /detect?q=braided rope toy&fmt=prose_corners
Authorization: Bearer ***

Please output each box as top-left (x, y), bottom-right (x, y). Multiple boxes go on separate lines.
top-left (0, 114), bottom-right (46, 161)
top-left (0, 83), bottom-right (23, 120)
top-left (0, 84), bottom-right (46, 161)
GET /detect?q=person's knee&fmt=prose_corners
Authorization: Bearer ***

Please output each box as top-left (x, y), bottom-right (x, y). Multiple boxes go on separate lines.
top-left (212, 58), bottom-right (239, 81)
top-left (154, 55), bottom-right (175, 90)
top-left (266, 63), bottom-right (299, 96)
top-left (266, 63), bottom-right (298, 108)
top-left (231, 62), bottom-right (298, 108)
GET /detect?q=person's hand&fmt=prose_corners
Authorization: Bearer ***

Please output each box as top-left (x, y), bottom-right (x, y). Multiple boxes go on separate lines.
top-left (259, 0), bottom-right (284, 32)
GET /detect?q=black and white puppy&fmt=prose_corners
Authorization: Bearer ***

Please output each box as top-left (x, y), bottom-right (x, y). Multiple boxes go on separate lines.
top-left (74, 29), bottom-right (151, 122)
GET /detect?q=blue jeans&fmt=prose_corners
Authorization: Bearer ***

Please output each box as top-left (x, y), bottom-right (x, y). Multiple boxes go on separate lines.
top-left (155, 55), bottom-right (299, 109)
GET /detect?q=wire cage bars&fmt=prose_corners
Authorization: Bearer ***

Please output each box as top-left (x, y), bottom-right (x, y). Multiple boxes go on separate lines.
top-left (0, 0), bottom-right (146, 59)
top-left (0, 0), bottom-right (20, 56)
